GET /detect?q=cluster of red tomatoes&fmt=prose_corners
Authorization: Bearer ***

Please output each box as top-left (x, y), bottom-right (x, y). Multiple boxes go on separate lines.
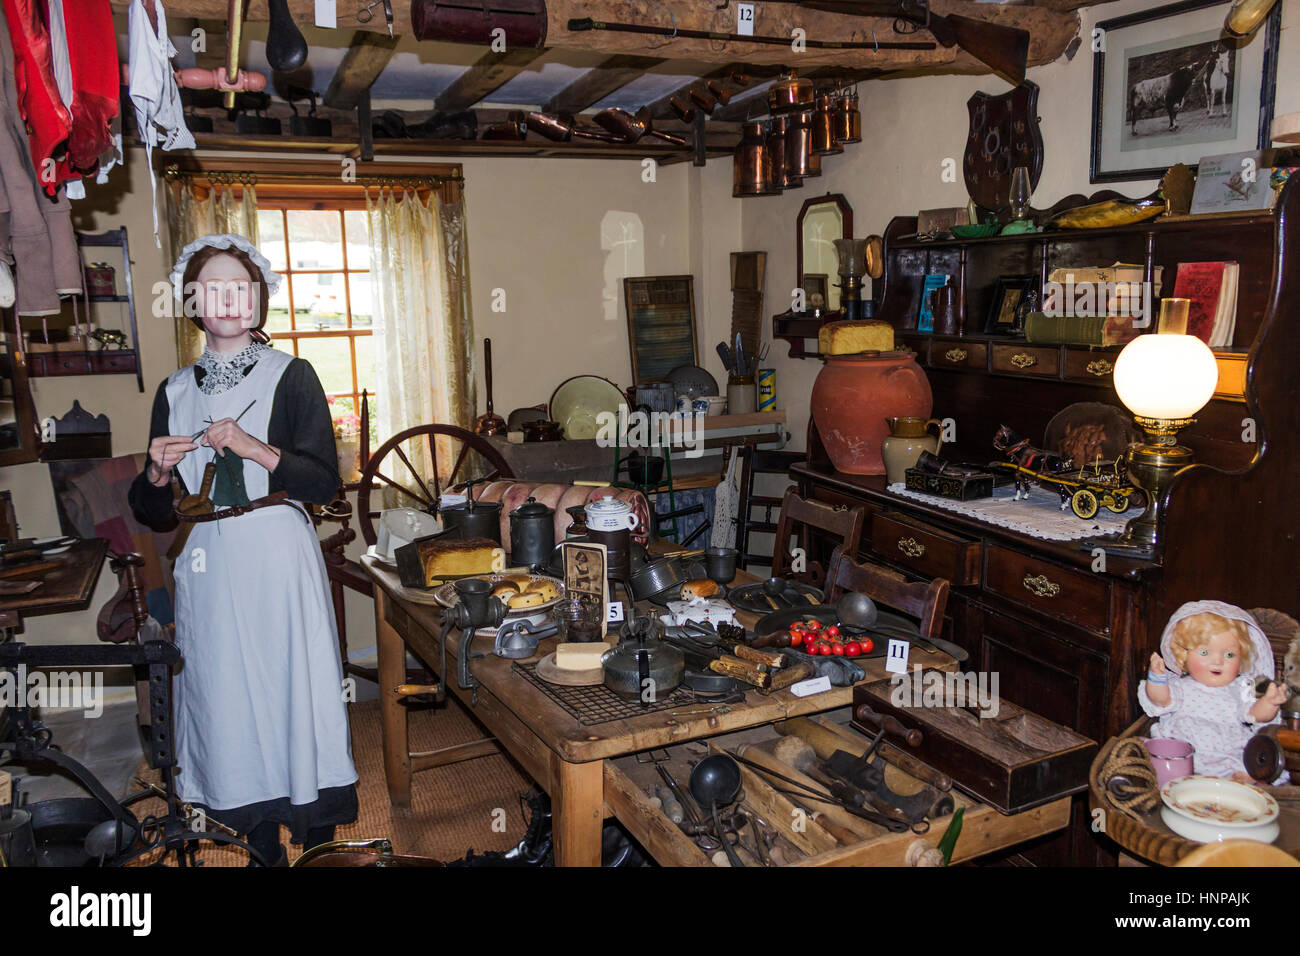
top-left (787, 619), bottom-right (874, 657)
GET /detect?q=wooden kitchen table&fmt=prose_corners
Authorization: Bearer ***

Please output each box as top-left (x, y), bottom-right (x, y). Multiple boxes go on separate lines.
top-left (363, 558), bottom-right (1066, 865)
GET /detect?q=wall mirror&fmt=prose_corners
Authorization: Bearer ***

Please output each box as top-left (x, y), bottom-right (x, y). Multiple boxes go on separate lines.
top-left (797, 194), bottom-right (852, 313)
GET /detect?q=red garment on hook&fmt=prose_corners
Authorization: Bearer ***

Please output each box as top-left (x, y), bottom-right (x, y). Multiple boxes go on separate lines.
top-left (2, 0), bottom-right (118, 194)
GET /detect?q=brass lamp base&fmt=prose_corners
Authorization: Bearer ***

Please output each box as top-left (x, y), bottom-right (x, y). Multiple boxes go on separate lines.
top-left (1088, 416), bottom-right (1195, 557)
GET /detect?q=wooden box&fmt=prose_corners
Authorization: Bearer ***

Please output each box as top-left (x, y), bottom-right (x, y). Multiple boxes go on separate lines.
top-left (852, 676), bottom-right (1097, 814)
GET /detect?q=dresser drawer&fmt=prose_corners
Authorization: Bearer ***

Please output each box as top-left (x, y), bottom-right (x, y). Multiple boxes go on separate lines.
top-left (1063, 350), bottom-right (1118, 385)
top-left (991, 344), bottom-right (1060, 377)
top-left (895, 334), bottom-right (930, 361)
top-left (931, 338), bottom-right (987, 370)
top-left (870, 512), bottom-right (981, 585)
top-left (983, 544), bottom-right (1110, 633)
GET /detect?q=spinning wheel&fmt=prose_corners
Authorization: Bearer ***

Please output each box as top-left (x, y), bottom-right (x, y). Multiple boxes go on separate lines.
top-left (357, 424), bottom-right (514, 546)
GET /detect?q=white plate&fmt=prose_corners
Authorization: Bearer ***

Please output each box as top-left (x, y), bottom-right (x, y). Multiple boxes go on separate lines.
top-left (432, 572), bottom-right (565, 616)
top-left (1159, 775), bottom-right (1281, 844)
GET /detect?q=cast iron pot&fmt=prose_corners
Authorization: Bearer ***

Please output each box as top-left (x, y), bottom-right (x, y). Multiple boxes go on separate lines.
top-left (509, 496), bottom-right (555, 568)
top-left (521, 420), bottom-right (564, 442)
top-left (619, 452), bottom-right (664, 487)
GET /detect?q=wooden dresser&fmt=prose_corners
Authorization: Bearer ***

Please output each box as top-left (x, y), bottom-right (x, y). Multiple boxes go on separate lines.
top-left (785, 178), bottom-right (1300, 864)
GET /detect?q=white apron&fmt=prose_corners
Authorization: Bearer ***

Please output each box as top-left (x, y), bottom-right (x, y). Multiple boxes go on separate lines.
top-left (165, 349), bottom-right (357, 811)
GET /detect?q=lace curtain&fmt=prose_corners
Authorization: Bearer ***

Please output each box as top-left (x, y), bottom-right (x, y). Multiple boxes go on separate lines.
top-left (366, 187), bottom-right (476, 505)
top-left (166, 183), bottom-right (260, 367)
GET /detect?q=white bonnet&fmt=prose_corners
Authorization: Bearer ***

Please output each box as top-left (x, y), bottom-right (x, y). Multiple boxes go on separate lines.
top-left (170, 233), bottom-right (282, 302)
top-left (1158, 600), bottom-right (1275, 682)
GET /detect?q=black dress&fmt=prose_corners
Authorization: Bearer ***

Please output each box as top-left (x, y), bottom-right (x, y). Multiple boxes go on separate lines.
top-left (128, 352), bottom-right (358, 843)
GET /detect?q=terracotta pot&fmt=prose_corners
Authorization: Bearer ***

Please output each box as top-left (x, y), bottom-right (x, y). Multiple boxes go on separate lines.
top-left (811, 350), bottom-right (933, 475)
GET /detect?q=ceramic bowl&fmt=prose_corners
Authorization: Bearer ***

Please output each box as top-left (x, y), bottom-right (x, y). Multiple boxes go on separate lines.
top-left (666, 364), bottom-right (720, 400)
top-left (1159, 775), bottom-right (1280, 844)
top-left (703, 395), bottom-right (728, 416)
top-left (549, 375), bottom-right (626, 441)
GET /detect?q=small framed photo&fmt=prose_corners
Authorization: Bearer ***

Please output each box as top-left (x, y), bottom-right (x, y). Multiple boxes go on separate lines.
top-left (917, 273), bottom-right (950, 333)
top-left (800, 273), bottom-right (829, 312)
top-left (985, 275), bottom-right (1036, 335)
top-left (1090, 0), bottom-right (1281, 183)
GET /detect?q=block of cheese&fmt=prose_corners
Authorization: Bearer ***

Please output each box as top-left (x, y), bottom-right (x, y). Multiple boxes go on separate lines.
top-left (817, 319), bottom-right (896, 356)
top-left (554, 641), bottom-right (611, 671)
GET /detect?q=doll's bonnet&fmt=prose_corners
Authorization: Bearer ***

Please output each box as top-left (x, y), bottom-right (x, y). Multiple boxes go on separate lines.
top-left (1158, 600), bottom-right (1274, 681)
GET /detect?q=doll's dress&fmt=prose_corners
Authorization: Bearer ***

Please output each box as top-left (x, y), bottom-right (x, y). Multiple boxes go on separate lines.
top-left (1138, 675), bottom-right (1271, 779)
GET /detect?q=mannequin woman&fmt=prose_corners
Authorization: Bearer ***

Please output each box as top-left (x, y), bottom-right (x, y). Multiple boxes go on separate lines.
top-left (129, 234), bottom-right (357, 865)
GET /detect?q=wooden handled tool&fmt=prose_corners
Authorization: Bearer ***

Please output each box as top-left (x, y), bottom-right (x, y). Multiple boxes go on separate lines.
top-left (723, 642), bottom-right (787, 670)
top-left (395, 683), bottom-right (441, 697)
top-left (853, 704), bottom-right (924, 747)
top-left (734, 744), bottom-right (877, 841)
top-left (777, 716), bottom-right (952, 791)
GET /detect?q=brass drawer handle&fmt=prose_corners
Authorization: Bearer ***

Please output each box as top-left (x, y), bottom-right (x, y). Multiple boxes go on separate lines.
top-left (1085, 359), bottom-right (1114, 376)
top-left (898, 537), bottom-right (926, 558)
top-left (943, 347), bottom-right (968, 363)
top-left (1023, 573), bottom-right (1060, 598)
top-left (1010, 352), bottom-right (1038, 369)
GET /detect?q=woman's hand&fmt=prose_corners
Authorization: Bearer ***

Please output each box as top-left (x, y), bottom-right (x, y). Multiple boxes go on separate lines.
top-left (147, 435), bottom-right (197, 486)
top-left (202, 418), bottom-right (281, 472)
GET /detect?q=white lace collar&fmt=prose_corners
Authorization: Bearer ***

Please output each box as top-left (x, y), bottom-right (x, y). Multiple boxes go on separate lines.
top-left (195, 342), bottom-right (270, 395)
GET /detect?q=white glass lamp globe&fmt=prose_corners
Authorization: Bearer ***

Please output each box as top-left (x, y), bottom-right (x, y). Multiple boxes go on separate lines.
top-left (1113, 333), bottom-right (1219, 420)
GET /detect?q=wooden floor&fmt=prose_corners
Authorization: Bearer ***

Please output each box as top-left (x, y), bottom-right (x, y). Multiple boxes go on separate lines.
top-left (131, 697), bottom-right (532, 866)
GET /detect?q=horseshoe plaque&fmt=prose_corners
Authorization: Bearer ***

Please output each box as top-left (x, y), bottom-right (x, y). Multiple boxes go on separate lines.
top-left (964, 82), bottom-right (1043, 215)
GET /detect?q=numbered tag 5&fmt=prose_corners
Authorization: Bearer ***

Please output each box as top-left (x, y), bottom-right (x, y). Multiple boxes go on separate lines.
top-left (606, 601), bottom-right (625, 624)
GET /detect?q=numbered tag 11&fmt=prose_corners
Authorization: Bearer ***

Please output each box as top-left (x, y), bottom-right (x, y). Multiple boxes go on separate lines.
top-left (606, 601), bottom-right (625, 624)
top-left (884, 638), bottom-right (911, 675)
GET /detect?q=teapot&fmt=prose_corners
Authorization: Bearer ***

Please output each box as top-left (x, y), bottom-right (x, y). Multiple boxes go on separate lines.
top-left (601, 615), bottom-right (684, 701)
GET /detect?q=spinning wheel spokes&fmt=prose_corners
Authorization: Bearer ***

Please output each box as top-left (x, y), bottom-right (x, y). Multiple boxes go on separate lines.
top-left (357, 424), bottom-right (515, 546)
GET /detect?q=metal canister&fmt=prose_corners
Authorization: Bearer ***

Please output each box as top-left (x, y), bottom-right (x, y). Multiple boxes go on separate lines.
top-left (508, 496), bottom-right (554, 568)
top-left (757, 368), bottom-right (776, 412)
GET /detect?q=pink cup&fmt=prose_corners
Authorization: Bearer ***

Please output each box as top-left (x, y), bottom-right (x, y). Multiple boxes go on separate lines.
top-left (1144, 738), bottom-right (1195, 787)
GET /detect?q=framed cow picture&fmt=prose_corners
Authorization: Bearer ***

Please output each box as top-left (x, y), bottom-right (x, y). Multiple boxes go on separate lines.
top-left (1090, 0), bottom-right (1281, 183)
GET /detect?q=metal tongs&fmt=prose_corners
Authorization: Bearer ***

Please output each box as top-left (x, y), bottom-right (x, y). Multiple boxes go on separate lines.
top-left (356, 0), bottom-right (394, 35)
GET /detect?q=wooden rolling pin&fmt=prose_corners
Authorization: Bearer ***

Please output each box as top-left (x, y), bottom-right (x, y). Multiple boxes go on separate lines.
top-left (734, 743), bottom-right (878, 841)
top-left (776, 716), bottom-right (953, 792)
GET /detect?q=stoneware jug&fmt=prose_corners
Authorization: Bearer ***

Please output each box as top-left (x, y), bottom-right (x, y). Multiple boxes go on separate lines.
top-left (882, 417), bottom-right (945, 485)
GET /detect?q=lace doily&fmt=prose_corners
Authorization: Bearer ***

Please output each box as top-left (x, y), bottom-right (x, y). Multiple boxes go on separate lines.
top-left (886, 482), bottom-right (1140, 542)
top-left (196, 342), bottom-right (270, 396)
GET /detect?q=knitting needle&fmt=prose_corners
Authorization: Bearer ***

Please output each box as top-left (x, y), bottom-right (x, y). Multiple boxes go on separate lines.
top-left (191, 400), bottom-right (256, 441)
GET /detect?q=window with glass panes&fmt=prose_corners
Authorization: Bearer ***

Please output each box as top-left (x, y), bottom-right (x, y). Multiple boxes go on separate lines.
top-left (255, 203), bottom-right (375, 448)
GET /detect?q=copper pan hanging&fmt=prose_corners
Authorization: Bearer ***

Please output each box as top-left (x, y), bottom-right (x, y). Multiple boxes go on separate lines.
top-left (767, 115), bottom-right (801, 191)
top-left (593, 106), bottom-right (689, 146)
top-left (812, 94), bottom-right (843, 156)
top-left (668, 96), bottom-right (696, 124)
top-left (835, 92), bottom-right (862, 144)
top-left (733, 121), bottom-right (780, 198)
top-left (785, 109), bottom-right (816, 180)
top-left (768, 71), bottom-right (813, 115)
top-left (689, 88), bottom-right (717, 115)
top-left (524, 111), bottom-right (624, 143)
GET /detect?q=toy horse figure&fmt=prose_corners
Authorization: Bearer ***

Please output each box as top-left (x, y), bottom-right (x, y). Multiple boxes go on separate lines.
top-left (993, 425), bottom-right (1073, 501)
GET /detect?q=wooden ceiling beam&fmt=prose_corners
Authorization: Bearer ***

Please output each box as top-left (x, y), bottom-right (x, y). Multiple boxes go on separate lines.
top-left (541, 54), bottom-right (661, 113)
top-left (323, 31), bottom-right (399, 110)
top-left (434, 48), bottom-right (546, 112)
top-left (119, 0), bottom-right (1079, 74)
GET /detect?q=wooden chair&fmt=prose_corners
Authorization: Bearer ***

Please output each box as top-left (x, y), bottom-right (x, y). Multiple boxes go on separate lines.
top-left (823, 545), bottom-right (950, 641)
top-left (1174, 840), bottom-right (1300, 867)
top-left (770, 489), bottom-right (867, 589)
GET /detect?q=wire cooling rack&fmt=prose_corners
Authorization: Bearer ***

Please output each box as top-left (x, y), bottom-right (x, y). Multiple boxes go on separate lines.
top-left (511, 661), bottom-right (697, 726)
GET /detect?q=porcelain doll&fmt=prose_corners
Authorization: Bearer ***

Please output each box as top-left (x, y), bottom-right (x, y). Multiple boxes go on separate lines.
top-left (1138, 600), bottom-right (1287, 781)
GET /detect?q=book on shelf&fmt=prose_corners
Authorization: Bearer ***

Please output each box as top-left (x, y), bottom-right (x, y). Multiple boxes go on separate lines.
top-left (1023, 312), bottom-right (1133, 346)
top-left (1171, 261), bottom-right (1239, 347)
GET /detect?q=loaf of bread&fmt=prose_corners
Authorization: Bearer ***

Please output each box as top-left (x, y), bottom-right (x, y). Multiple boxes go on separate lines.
top-left (680, 579), bottom-right (719, 600)
top-left (817, 319), bottom-right (896, 356)
top-left (417, 537), bottom-right (506, 585)
top-left (493, 577), bottom-right (560, 607)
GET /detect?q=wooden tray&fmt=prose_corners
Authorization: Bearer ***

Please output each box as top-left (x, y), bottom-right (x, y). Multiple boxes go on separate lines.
top-left (853, 676), bottom-right (1097, 814)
